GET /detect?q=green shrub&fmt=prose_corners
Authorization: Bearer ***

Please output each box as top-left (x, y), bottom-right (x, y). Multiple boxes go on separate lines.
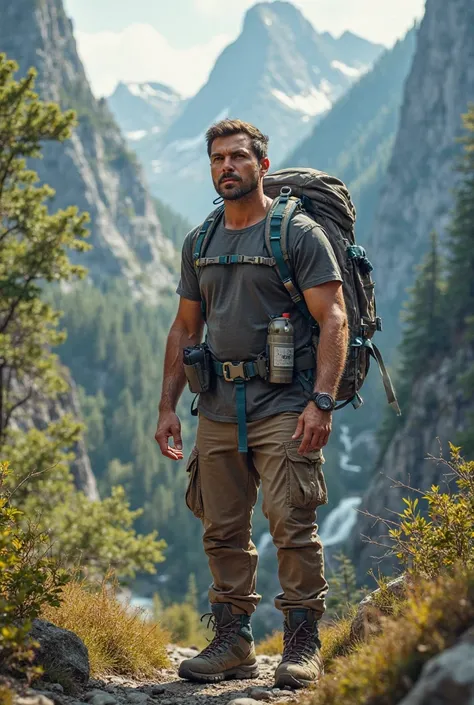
top-left (0, 461), bottom-right (70, 684)
top-left (3, 421), bottom-right (166, 581)
top-left (153, 575), bottom-right (211, 649)
top-left (387, 444), bottom-right (474, 577)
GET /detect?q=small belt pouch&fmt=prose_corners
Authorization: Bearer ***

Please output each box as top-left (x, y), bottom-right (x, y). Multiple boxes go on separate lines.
top-left (183, 343), bottom-right (212, 394)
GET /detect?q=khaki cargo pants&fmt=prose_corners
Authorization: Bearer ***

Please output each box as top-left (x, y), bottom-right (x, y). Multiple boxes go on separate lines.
top-left (185, 411), bottom-right (328, 617)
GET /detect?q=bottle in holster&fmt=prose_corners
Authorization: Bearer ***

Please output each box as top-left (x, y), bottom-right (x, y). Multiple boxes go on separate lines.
top-left (267, 313), bottom-right (294, 384)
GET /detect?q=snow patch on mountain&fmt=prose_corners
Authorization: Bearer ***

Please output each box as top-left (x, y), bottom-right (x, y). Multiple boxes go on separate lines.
top-left (271, 87), bottom-right (332, 116)
top-left (331, 59), bottom-right (368, 77)
top-left (127, 82), bottom-right (182, 102)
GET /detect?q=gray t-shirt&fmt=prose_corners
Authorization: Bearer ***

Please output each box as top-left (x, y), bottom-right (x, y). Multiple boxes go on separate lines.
top-left (177, 212), bottom-right (342, 422)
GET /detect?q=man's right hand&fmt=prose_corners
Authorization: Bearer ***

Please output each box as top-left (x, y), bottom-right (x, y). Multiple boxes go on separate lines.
top-left (155, 411), bottom-right (184, 461)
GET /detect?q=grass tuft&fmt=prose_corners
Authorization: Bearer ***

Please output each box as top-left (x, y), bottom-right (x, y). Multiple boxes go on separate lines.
top-left (40, 575), bottom-right (169, 679)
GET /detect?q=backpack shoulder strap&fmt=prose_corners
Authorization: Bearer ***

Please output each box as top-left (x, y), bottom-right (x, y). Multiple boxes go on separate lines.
top-left (264, 193), bottom-right (314, 326)
top-left (192, 205), bottom-right (224, 322)
top-left (192, 205), bottom-right (225, 263)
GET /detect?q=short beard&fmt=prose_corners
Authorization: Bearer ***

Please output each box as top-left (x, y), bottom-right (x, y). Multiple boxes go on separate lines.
top-left (216, 173), bottom-right (259, 201)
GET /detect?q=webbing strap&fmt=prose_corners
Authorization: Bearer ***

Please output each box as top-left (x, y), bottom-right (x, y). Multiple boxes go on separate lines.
top-left (193, 206), bottom-right (225, 262)
top-left (195, 254), bottom-right (276, 267)
top-left (365, 340), bottom-right (401, 415)
top-left (235, 381), bottom-right (247, 453)
top-left (193, 206), bottom-right (225, 322)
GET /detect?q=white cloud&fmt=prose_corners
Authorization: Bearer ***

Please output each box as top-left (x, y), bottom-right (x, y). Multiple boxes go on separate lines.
top-left (75, 23), bottom-right (231, 97)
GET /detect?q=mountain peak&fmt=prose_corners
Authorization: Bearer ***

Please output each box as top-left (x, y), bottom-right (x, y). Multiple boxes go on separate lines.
top-left (243, 0), bottom-right (310, 33)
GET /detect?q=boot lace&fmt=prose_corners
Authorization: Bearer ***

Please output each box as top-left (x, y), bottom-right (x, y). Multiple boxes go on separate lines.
top-left (282, 619), bottom-right (320, 664)
top-left (197, 612), bottom-right (240, 658)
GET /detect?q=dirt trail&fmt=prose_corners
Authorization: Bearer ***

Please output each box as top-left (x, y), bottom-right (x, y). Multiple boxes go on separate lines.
top-left (84, 647), bottom-right (301, 705)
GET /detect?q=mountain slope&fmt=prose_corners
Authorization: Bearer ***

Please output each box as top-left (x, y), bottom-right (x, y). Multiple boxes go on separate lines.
top-left (108, 81), bottom-right (185, 140)
top-left (126, 1), bottom-right (383, 222)
top-left (0, 0), bottom-right (178, 299)
top-left (284, 26), bottom-right (417, 238)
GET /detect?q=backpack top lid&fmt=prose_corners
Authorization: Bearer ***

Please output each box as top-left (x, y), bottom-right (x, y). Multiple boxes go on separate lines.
top-left (263, 167), bottom-right (356, 231)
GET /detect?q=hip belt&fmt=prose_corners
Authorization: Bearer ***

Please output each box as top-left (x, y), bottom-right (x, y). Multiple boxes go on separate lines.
top-left (212, 348), bottom-right (315, 453)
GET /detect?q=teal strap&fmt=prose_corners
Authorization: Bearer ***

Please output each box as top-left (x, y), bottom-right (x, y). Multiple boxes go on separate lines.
top-left (347, 245), bottom-right (366, 259)
top-left (234, 380), bottom-right (248, 453)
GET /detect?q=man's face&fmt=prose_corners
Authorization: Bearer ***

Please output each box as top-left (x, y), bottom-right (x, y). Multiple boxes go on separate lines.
top-left (210, 133), bottom-right (268, 201)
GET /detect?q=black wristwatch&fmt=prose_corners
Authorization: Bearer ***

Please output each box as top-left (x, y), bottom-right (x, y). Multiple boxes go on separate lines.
top-left (309, 392), bottom-right (335, 412)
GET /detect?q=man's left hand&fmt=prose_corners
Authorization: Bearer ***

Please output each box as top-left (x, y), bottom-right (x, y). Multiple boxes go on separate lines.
top-left (292, 402), bottom-right (332, 454)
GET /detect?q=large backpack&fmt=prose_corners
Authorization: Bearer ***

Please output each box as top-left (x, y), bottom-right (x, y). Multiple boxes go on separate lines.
top-left (193, 167), bottom-right (400, 414)
top-left (263, 167), bottom-right (399, 413)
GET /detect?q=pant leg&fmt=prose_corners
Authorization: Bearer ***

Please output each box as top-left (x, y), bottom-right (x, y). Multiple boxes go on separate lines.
top-left (194, 413), bottom-right (261, 615)
top-left (247, 412), bottom-right (328, 617)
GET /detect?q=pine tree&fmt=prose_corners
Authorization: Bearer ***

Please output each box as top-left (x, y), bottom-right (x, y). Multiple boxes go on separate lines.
top-left (0, 55), bottom-right (90, 443)
top-left (399, 230), bottom-right (446, 383)
top-left (327, 553), bottom-right (365, 615)
top-left (378, 231), bottom-right (445, 454)
top-left (445, 105), bottom-right (474, 332)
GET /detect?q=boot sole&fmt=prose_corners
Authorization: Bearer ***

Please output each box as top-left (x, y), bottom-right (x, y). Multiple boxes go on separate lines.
top-left (274, 672), bottom-right (323, 690)
top-left (178, 662), bottom-right (259, 683)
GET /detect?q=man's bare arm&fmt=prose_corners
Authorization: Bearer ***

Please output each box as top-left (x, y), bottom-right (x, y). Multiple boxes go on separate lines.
top-left (293, 281), bottom-right (348, 453)
top-left (306, 281), bottom-right (348, 398)
top-left (155, 297), bottom-right (204, 460)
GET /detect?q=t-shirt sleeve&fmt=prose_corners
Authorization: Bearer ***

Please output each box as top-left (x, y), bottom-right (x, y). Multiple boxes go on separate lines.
top-left (289, 215), bottom-right (343, 292)
top-left (176, 229), bottom-right (201, 302)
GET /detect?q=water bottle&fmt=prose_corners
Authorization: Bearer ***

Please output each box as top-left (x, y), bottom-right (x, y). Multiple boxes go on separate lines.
top-left (268, 313), bottom-right (294, 384)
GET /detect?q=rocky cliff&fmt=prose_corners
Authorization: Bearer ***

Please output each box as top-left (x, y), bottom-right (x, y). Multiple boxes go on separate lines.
top-left (349, 0), bottom-right (474, 580)
top-left (0, 0), bottom-right (177, 300)
top-left (367, 0), bottom-right (474, 343)
top-left (9, 371), bottom-right (99, 501)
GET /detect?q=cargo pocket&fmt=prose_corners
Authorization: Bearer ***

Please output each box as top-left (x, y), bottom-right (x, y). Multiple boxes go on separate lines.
top-left (185, 447), bottom-right (204, 519)
top-left (283, 440), bottom-right (328, 509)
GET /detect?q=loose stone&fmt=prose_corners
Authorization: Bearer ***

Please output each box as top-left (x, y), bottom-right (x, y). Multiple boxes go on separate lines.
top-left (248, 689), bottom-right (273, 701)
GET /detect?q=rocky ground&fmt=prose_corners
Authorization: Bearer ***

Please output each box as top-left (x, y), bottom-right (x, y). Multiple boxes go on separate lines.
top-left (11, 647), bottom-right (304, 705)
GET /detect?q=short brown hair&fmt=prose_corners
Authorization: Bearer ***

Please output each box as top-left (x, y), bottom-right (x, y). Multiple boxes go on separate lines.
top-left (205, 119), bottom-right (269, 161)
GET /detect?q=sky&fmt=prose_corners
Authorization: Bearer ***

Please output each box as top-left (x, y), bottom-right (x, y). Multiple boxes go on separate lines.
top-left (63, 0), bottom-right (426, 98)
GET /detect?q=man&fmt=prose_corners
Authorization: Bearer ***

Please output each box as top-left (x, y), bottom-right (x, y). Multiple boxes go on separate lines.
top-left (155, 119), bottom-right (348, 689)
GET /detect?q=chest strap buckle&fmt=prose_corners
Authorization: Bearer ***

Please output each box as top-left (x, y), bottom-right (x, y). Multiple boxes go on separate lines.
top-left (222, 361), bottom-right (250, 382)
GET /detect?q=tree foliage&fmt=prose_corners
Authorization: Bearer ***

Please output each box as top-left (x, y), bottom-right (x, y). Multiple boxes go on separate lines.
top-left (0, 54), bottom-right (90, 443)
top-left (0, 54), bottom-right (166, 586)
top-left (2, 419), bottom-right (166, 581)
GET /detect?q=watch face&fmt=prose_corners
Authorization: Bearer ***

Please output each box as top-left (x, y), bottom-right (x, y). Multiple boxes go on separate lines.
top-left (317, 394), bottom-right (334, 411)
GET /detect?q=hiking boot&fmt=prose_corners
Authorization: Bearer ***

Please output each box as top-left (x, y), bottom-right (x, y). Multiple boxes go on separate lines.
top-left (178, 603), bottom-right (259, 683)
top-left (274, 609), bottom-right (324, 689)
